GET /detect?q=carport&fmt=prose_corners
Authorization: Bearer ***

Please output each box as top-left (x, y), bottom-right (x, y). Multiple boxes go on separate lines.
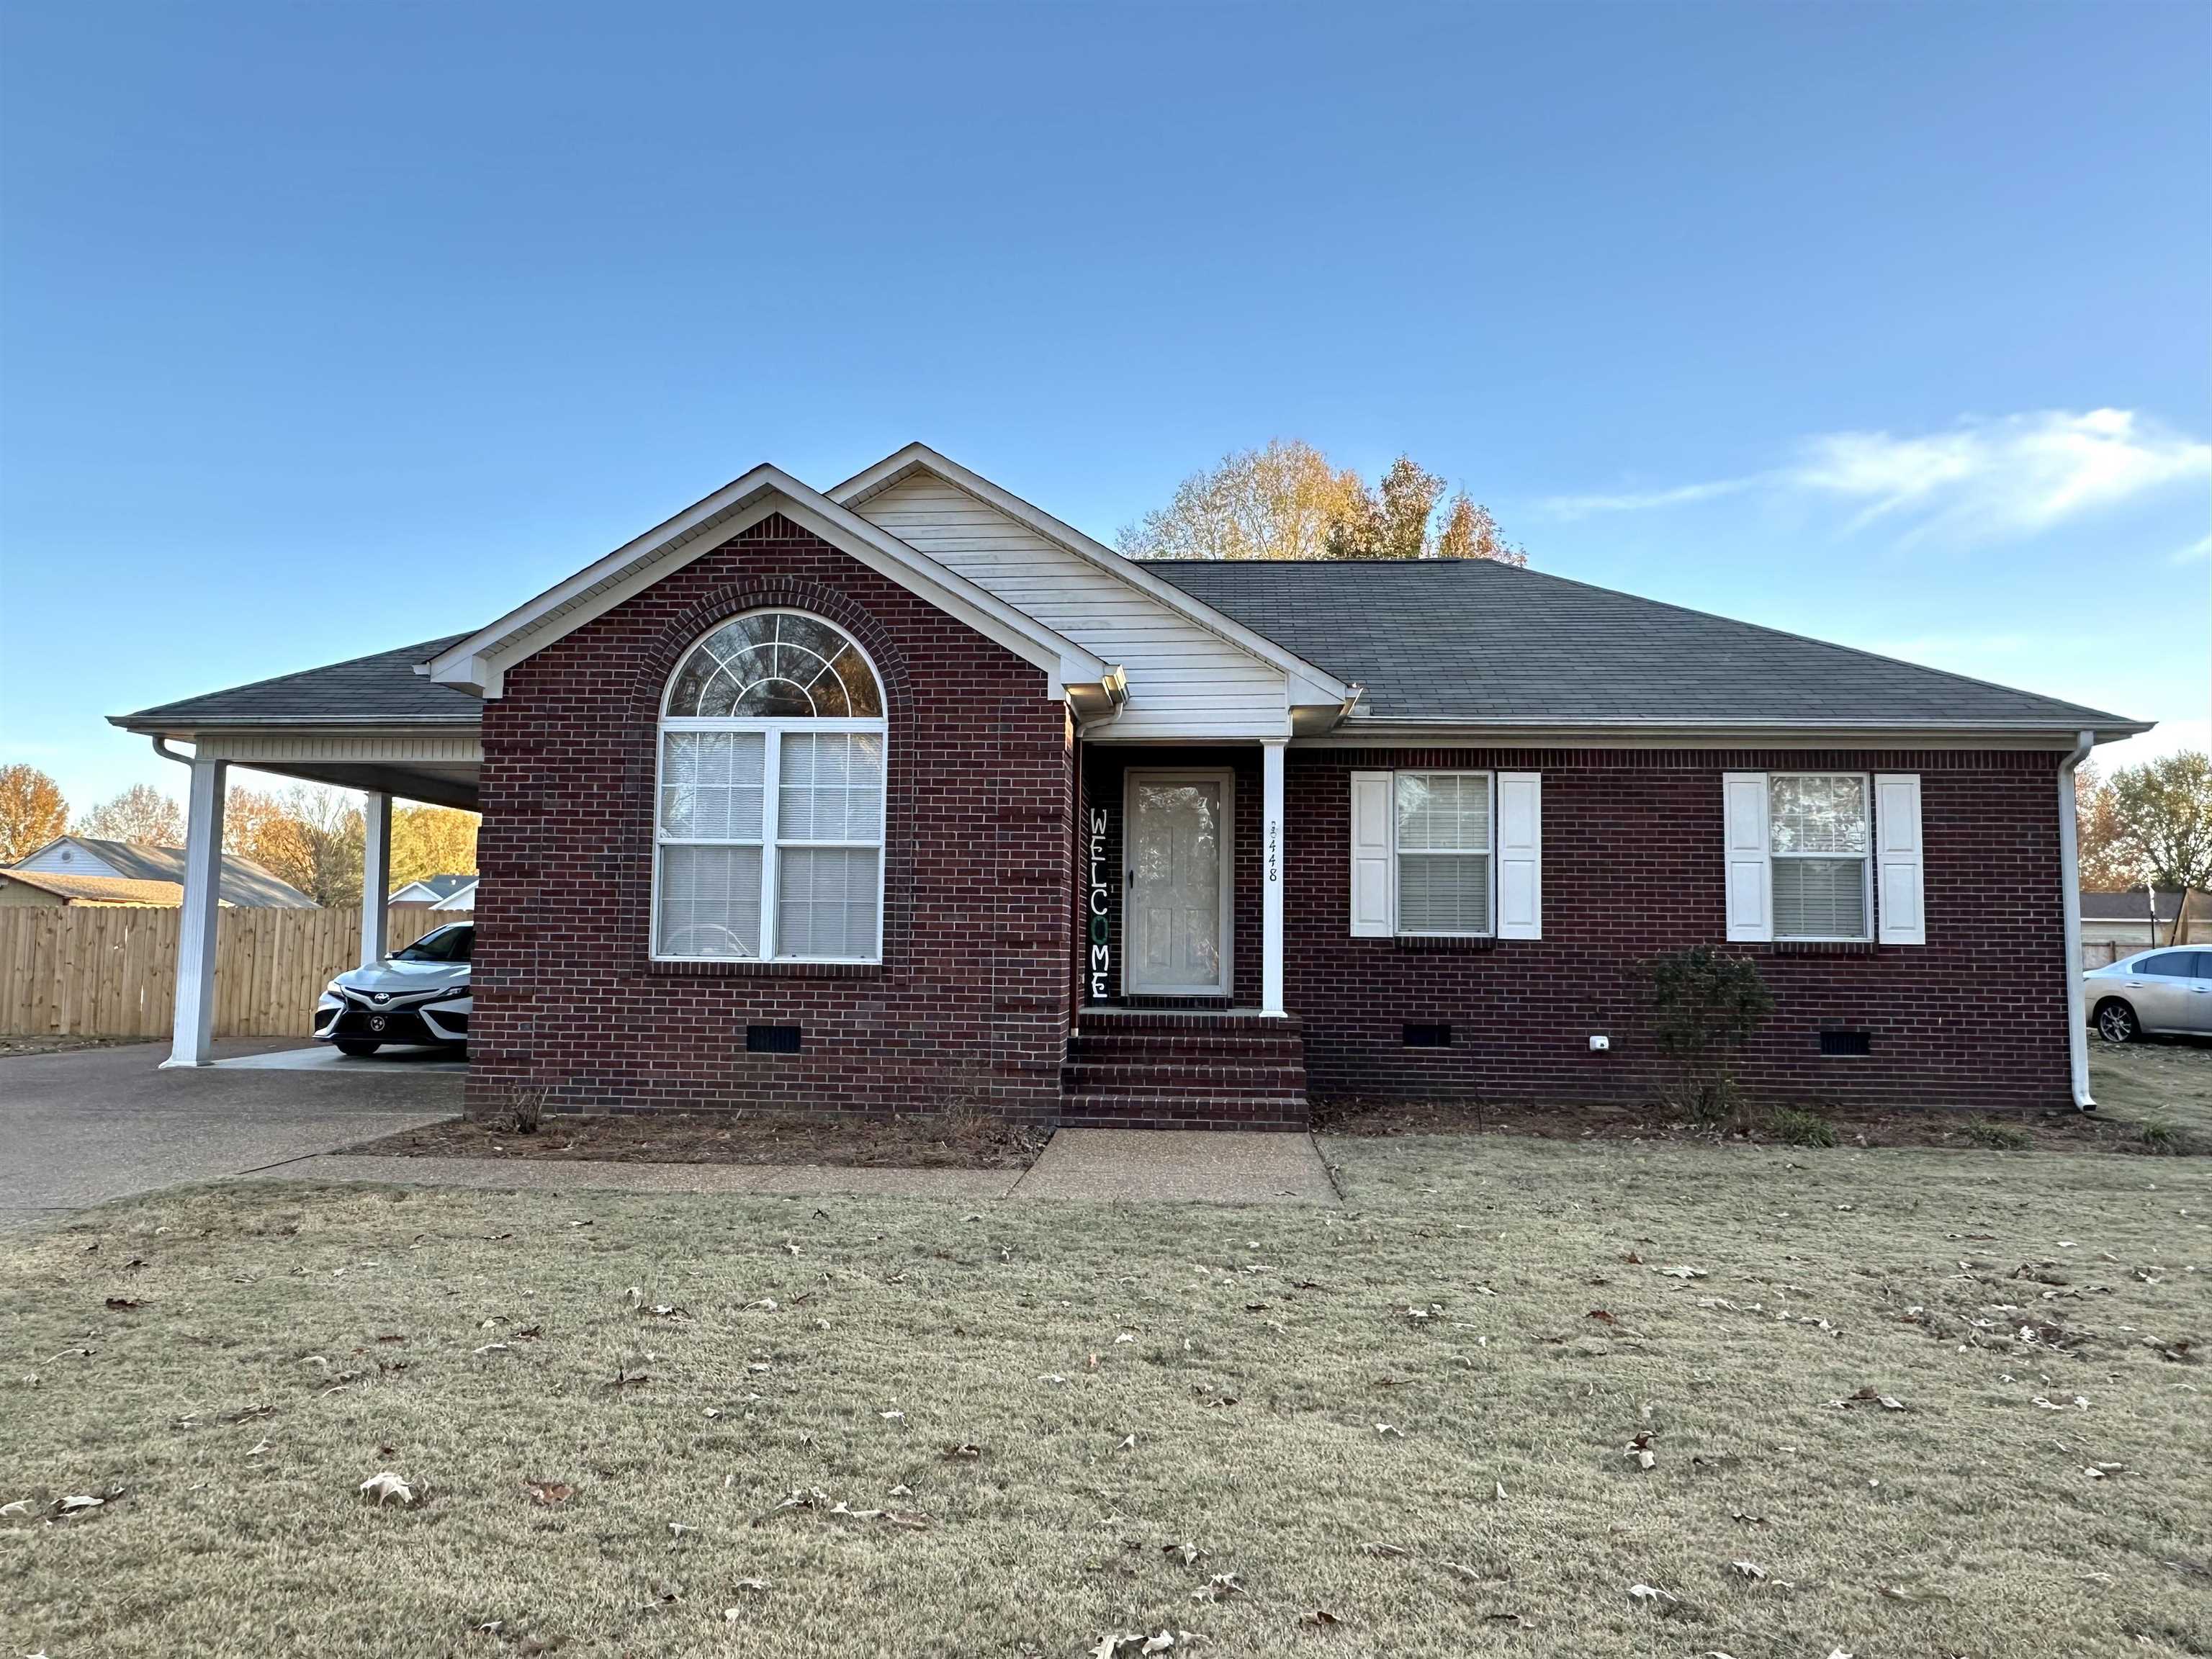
top-left (111, 634), bottom-right (484, 1066)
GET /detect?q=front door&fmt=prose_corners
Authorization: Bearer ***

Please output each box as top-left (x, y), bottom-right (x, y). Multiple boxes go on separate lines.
top-left (1123, 770), bottom-right (1232, 997)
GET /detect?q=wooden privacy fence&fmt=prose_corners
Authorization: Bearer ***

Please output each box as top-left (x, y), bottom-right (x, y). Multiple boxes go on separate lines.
top-left (0, 905), bottom-right (457, 1040)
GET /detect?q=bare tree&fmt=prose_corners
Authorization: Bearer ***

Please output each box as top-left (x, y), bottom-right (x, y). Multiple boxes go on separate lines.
top-left (74, 783), bottom-right (185, 846)
top-left (1116, 439), bottom-right (1368, 562)
top-left (1120, 442), bottom-right (1526, 565)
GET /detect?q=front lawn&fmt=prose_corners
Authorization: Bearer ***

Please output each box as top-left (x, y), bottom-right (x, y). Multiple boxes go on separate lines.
top-left (4, 1134), bottom-right (2206, 1658)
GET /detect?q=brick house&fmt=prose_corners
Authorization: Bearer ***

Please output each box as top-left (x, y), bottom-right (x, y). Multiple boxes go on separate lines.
top-left (116, 444), bottom-right (2147, 1123)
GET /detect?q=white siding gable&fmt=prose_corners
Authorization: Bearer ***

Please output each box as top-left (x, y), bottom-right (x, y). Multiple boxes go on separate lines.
top-left (14, 839), bottom-right (126, 878)
top-left (854, 474), bottom-right (1290, 739)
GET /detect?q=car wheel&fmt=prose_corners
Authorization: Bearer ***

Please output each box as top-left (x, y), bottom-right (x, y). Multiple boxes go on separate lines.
top-left (335, 1040), bottom-right (382, 1058)
top-left (2093, 999), bottom-right (2139, 1044)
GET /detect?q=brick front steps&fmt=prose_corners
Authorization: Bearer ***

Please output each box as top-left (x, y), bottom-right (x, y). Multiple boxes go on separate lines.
top-left (1060, 1008), bottom-right (1308, 1130)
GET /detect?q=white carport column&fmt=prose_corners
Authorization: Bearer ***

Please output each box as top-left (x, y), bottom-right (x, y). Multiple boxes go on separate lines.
top-left (1262, 738), bottom-right (1286, 1016)
top-left (162, 755), bottom-right (228, 1068)
top-left (360, 791), bottom-right (392, 967)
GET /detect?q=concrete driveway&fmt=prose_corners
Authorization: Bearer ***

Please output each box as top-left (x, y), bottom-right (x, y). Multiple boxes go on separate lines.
top-left (0, 1039), bottom-right (462, 1227)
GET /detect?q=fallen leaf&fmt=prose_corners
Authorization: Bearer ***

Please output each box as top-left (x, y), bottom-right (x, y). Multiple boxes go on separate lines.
top-left (526, 1480), bottom-right (573, 1506)
top-left (1299, 1607), bottom-right (1342, 1627)
top-left (359, 1471), bottom-right (415, 1506)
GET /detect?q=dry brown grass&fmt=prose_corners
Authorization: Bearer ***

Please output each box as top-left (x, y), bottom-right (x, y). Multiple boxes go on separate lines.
top-left (4, 1128), bottom-right (2207, 1658)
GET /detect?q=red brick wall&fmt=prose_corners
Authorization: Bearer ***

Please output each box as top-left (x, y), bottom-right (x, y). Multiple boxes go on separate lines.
top-left (468, 513), bottom-right (1075, 1120)
top-left (1285, 747), bottom-right (2072, 1110)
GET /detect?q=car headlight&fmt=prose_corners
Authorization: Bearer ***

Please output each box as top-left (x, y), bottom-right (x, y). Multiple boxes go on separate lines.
top-left (323, 979), bottom-right (346, 998)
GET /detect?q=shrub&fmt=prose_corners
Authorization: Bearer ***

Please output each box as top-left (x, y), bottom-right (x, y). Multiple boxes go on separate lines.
top-left (2139, 1118), bottom-right (2183, 1154)
top-left (1963, 1116), bottom-right (2031, 1151)
top-left (489, 1082), bottom-right (548, 1136)
top-left (1641, 947), bottom-right (1775, 1127)
top-left (1768, 1107), bottom-right (1838, 1148)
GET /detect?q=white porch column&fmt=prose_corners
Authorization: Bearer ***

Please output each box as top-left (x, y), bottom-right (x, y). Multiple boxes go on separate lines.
top-left (163, 755), bottom-right (228, 1068)
top-left (360, 791), bottom-right (392, 967)
top-left (1262, 738), bottom-right (1285, 1016)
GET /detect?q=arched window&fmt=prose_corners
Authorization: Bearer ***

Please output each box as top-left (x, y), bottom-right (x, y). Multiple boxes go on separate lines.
top-left (654, 611), bottom-right (886, 962)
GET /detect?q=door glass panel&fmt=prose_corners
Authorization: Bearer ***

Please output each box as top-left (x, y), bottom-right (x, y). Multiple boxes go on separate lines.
top-left (1127, 779), bottom-right (1225, 992)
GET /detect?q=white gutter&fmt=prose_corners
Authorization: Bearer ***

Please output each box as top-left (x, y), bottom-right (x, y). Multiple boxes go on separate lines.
top-left (2059, 728), bottom-right (2095, 1111)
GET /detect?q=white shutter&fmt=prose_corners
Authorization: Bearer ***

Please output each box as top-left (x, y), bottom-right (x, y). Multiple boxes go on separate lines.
top-left (1349, 770), bottom-right (1395, 938)
top-left (1495, 772), bottom-right (1542, 940)
top-left (1722, 772), bottom-right (1772, 942)
top-left (1874, 773), bottom-right (1925, 945)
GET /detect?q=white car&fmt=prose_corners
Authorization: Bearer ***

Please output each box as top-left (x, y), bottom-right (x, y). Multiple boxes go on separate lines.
top-left (315, 922), bottom-right (472, 1056)
top-left (2084, 947), bottom-right (2211, 1043)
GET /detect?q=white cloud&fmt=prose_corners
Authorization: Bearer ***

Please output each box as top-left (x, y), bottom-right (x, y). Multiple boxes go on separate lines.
top-left (1789, 409), bottom-right (2210, 543)
top-left (1538, 408), bottom-right (2209, 544)
top-left (2172, 531), bottom-right (2212, 565)
top-left (1537, 477), bottom-right (1752, 520)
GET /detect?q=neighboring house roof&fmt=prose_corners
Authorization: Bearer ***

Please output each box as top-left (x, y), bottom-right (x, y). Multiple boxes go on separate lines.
top-left (1148, 559), bottom-right (2140, 735)
top-left (2080, 889), bottom-right (2185, 922)
top-left (0, 869), bottom-right (186, 906)
top-left (10, 836), bottom-right (318, 907)
top-left (429, 878), bottom-right (479, 910)
top-left (390, 873), bottom-right (477, 903)
top-left (118, 634), bottom-right (482, 732)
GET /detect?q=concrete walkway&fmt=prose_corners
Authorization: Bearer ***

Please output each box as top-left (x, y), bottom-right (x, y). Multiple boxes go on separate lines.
top-left (262, 1126), bottom-right (1341, 1207)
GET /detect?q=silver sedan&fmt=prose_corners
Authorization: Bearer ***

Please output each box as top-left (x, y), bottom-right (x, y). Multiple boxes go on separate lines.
top-left (314, 921), bottom-right (472, 1056)
top-left (2084, 947), bottom-right (2212, 1043)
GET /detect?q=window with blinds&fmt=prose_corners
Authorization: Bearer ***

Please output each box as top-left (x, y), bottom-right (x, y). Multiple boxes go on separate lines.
top-left (654, 611), bottom-right (886, 962)
top-left (1769, 773), bottom-right (1870, 941)
top-left (1394, 772), bottom-right (1493, 937)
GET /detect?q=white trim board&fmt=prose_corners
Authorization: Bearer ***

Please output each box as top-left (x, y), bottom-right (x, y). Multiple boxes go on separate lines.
top-left (423, 464), bottom-right (1108, 702)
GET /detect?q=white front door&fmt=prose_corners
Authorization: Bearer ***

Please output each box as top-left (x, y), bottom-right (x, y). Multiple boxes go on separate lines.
top-left (1123, 770), bottom-right (1232, 997)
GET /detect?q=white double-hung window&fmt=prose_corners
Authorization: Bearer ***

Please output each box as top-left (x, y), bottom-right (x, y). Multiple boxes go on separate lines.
top-left (654, 611), bottom-right (886, 963)
top-left (1349, 769), bottom-right (1543, 940)
top-left (1723, 770), bottom-right (1924, 945)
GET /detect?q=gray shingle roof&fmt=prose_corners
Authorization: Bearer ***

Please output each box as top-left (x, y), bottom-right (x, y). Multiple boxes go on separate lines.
top-left (110, 564), bottom-right (2143, 737)
top-left (1148, 559), bottom-right (2139, 731)
top-left (2080, 889), bottom-right (2184, 922)
top-left (115, 634), bottom-right (482, 730)
top-left (391, 873), bottom-right (477, 902)
top-left (19, 837), bottom-right (319, 907)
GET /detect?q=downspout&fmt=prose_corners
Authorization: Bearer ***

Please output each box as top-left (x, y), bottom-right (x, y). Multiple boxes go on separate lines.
top-left (151, 735), bottom-right (194, 770)
top-left (2058, 729), bottom-right (2095, 1111)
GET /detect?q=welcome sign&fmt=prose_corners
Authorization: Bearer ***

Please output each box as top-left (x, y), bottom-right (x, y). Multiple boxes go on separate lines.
top-left (1087, 807), bottom-right (1112, 999)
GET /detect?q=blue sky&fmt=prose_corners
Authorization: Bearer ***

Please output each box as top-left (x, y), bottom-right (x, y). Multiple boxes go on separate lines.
top-left (3, 1), bottom-right (2206, 811)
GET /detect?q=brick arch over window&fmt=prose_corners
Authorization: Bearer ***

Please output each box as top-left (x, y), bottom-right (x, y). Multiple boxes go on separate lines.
top-left (618, 570), bottom-right (920, 979)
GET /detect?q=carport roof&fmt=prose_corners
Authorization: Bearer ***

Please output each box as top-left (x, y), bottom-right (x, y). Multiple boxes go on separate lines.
top-left (114, 634), bottom-right (485, 733)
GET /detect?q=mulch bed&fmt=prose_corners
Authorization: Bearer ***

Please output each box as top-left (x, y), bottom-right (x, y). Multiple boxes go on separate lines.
top-left (345, 1110), bottom-right (1049, 1171)
top-left (1310, 1094), bottom-right (2197, 1154)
